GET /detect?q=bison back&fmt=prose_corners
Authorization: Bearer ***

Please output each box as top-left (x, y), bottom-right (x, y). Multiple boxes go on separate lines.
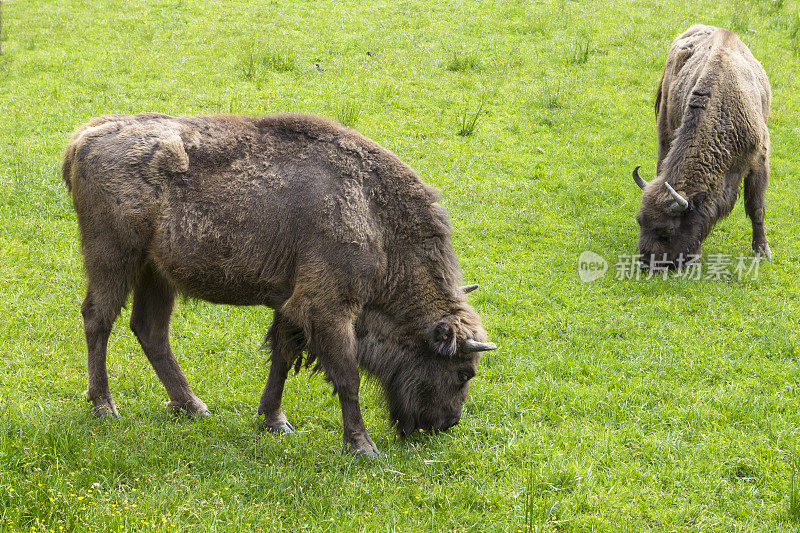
top-left (64, 114), bottom-right (441, 307)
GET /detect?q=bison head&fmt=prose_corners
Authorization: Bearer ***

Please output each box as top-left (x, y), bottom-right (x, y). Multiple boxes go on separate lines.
top-left (633, 166), bottom-right (703, 268)
top-left (356, 286), bottom-right (495, 437)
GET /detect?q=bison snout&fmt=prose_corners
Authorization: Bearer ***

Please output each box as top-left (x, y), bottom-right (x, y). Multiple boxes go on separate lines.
top-left (638, 254), bottom-right (679, 271)
top-left (439, 415), bottom-right (461, 431)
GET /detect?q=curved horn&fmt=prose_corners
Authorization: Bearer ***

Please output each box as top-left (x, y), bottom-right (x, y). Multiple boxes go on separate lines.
top-left (664, 182), bottom-right (689, 211)
top-left (460, 284), bottom-right (479, 294)
top-left (461, 339), bottom-right (497, 353)
top-left (633, 165), bottom-right (648, 190)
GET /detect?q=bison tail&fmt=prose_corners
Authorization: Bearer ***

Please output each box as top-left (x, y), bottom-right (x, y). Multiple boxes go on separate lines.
top-left (61, 139), bottom-right (78, 193)
top-left (61, 119), bottom-right (103, 194)
top-left (654, 71), bottom-right (665, 117)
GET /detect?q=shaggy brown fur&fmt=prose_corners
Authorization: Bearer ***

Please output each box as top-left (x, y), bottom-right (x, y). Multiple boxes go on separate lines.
top-left (63, 113), bottom-right (495, 457)
top-left (634, 25), bottom-right (771, 267)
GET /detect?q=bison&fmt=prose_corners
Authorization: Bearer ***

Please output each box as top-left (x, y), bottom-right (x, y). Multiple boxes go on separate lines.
top-left (633, 25), bottom-right (771, 268)
top-left (62, 113), bottom-right (496, 457)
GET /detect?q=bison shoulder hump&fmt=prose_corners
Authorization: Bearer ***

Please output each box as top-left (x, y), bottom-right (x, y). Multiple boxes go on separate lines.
top-left (69, 116), bottom-right (190, 175)
top-left (152, 133), bottom-right (190, 174)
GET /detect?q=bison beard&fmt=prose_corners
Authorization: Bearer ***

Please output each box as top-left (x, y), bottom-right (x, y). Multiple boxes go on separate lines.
top-left (633, 25), bottom-right (772, 267)
top-left (62, 113), bottom-right (496, 457)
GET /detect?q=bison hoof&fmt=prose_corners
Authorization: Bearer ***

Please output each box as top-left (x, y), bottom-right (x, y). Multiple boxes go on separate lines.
top-left (166, 399), bottom-right (212, 418)
top-left (266, 421), bottom-right (295, 434)
top-left (92, 404), bottom-right (120, 419)
top-left (349, 438), bottom-right (380, 458)
top-left (84, 390), bottom-right (120, 419)
top-left (263, 412), bottom-right (294, 434)
top-left (754, 242), bottom-right (772, 260)
top-left (354, 447), bottom-right (380, 458)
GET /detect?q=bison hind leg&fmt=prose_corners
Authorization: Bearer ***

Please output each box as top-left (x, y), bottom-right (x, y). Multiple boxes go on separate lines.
top-left (129, 262), bottom-right (210, 417)
top-left (744, 155), bottom-right (771, 260)
top-left (259, 311), bottom-right (304, 433)
top-left (82, 286), bottom-right (125, 419)
top-left (81, 252), bottom-right (143, 418)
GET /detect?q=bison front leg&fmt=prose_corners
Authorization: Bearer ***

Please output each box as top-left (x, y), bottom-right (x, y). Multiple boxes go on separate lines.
top-left (283, 295), bottom-right (378, 457)
top-left (259, 311), bottom-right (302, 433)
top-left (744, 154), bottom-right (771, 260)
top-left (317, 323), bottom-right (378, 457)
top-left (130, 264), bottom-right (210, 417)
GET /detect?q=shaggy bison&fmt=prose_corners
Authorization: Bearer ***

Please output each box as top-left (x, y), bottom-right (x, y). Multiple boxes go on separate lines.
top-left (62, 113), bottom-right (496, 457)
top-left (633, 25), bottom-right (771, 267)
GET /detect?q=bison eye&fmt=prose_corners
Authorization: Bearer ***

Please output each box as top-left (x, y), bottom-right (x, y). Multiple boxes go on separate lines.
top-left (654, 226), bottom-right (674, 240)
top-left (457, 369), bottom-right (475, 384)
top-left (434, 321), bottom-right (454, 342)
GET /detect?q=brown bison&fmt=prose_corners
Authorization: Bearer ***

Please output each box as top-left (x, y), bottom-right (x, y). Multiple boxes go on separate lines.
top-left (633, 25), bottom-right (771, 268)
top-left (62, 113), bottom-right (496, 457)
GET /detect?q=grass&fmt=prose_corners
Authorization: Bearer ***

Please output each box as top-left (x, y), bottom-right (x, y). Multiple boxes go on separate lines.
top-left (569, 36), bottom-right (592, 65)
top-left (336, 99), bottom-right (361, 128)
top-left (238, 41), bottom-right (295, 80)
top-left (790, 12), bottom-right (800, 55)
top-left (730, 0), bottom-right (752, 33)
top-left (457, 95), bottom-right (485, 137)
top-left (1, 0), bottom-right (800, 531)
top-left (446, 51), bottom-right (483, 73)
top-left (791, 465), bottom-right (800, 522)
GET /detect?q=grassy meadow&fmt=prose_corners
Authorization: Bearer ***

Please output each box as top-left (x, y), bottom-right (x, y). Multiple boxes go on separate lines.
top-left (2, 0), bottom-right (800, 530)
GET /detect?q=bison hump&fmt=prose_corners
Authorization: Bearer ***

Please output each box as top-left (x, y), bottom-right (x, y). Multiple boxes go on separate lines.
top-left (151, 133), bottom-right (190, 174)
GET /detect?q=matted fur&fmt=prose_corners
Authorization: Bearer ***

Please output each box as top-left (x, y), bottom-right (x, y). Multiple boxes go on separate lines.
top-left (635, 25), bottom-right (772, 266)
top-left (63, 113), bottom-right (492, 456)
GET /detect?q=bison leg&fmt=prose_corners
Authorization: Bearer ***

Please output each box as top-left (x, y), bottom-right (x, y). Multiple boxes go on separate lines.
top-left (258, 311), bottom-right (301, 433)
top-left (744, 155), bottom-right (771, 260)
top-left (82, 280), bottom-right (128, 418)
top-left (283, 292), bottom-right (378, 457)
top-left (129, 263), bottom-right (210, 417)
top-left (316, 322), bottom-right (378, 457)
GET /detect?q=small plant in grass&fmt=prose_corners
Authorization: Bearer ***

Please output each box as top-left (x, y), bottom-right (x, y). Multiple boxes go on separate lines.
top-left (446, 51), bottom-right (482, 72)
top-left (337, 100), bottom-right (361, 128)
top-left (522, 459), bottom-right (537, 531)
top-left (540, 80), bottom-right (564, 110)
top-left (790, 13), bottom-right (800, 56)
top-left (261, 50), bottom-right (295, 72)
top-left (545, 94), bottom-right (563, 109)
top-left (790, 466), bottom-right (800, 521)
top-left (238, 41), bottom-right (295, 78)
top-left (569, 37), bottom-right (591, 65)
top-left (522, 461), bottom-right (561, 531)
top-left (457, 96), bottom-right (486, 136)
top-left (239, 47), bottom-right (258, 80)
top-left (730, 1), bottom-right (751, 33)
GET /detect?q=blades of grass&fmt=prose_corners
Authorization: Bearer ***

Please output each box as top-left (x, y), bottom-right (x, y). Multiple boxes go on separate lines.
top-left (457, 95), bottom-right (486, 137)
top-left (336, 100), bottom-right (361, 128)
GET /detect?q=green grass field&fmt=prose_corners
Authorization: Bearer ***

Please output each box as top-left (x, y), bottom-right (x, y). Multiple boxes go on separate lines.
top-left (2, 0), bottom-right (800, 530)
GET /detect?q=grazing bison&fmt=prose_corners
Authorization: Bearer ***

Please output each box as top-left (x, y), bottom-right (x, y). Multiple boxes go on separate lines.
top-left (62, 113), bottom-right (496, 457)
top-left (633, 25), bottom-right (771, 267)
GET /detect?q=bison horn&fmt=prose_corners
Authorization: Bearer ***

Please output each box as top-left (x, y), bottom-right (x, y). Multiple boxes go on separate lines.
top-left (461, 284), bottom-right (479, 293)
top-left (633, 165), bottom-right (648, 190)
top-left (664, 182), bottom-right (689, 211)
top-left (461, 339), bottom-right (497, 353)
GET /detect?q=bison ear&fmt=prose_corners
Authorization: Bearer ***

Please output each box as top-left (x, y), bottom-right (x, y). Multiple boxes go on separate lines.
top-left (431, 321), bottom-right (457, 357)
top-left (689, 191), bottom-right (707, 209)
